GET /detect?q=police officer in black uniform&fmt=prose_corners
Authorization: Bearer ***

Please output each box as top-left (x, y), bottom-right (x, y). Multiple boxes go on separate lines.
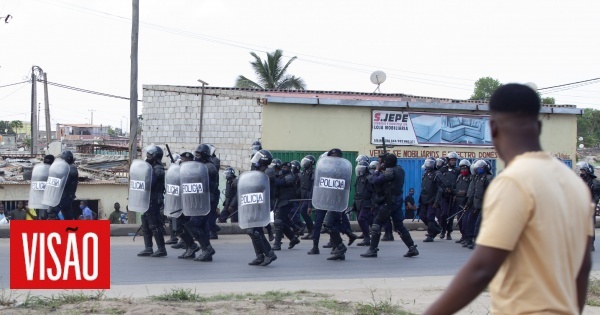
top-left (437, 152), bottom-right (460, 240)
top-left (172, 152), bottom-right (202, 259)
top-left (463, 159), bottom-right (493, 249)
top-left (453, 159), bottom-right (472, 245)
top-left (421, 158), bottom-right (442, 242)
top-left (298, 155), bottom-right (316, 240)
top-left (577, 161), bottom-right (600, 251)
top-left (206, 144), bottom-right (221, 239)
top-left (137, 146), bottom-right (167, 257)
top-left (48, 151), bottom-right (78, 220)
top-left (272, 162), bottom-right (301, 250)
top-left (248, 149), bottom-right (277, 266)
top-left (218, 167), bottom-right (239, 223)
top-left (353, 161), bottom-right (375, 246)
top-left (361, 153), bottom-right (419, 258)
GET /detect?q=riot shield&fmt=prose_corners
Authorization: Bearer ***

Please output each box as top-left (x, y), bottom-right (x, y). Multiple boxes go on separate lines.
top-left (312, 156), bottom-right (352, 212)
top-left (180, 161), bottom-right (211, 216)
top-left (164, 164), bottom-right (182, 218)
top-left (41, 159), bottom-right (70, 207)
top-left (128, 159), bottom-right (152, 213)
top-left (237, 170), bottom-right (271, 229)
top-left (29, 163), bottom-right (50, 209)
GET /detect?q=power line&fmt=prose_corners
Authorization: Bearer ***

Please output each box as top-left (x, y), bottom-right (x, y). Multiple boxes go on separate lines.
top-left (0, 80), bottom-right (28, 88)
top-left (38, 79), bottom-right (142, 102)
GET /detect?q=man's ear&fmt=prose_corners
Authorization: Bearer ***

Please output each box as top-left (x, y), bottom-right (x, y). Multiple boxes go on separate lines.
top-left (490, 119), bottom-right (498, 139)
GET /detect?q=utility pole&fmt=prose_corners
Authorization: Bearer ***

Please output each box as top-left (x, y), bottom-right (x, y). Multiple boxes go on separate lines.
top-left (89, 109), bottom-right (96, 125)
top-left (30, 66), bottom-right (41, 155)
top-left (43, 72), bottom-right (51, 148)
top-left (197, 79), bottom-right (208, 143)
top-left (129, 0), bottom-right (139, 165)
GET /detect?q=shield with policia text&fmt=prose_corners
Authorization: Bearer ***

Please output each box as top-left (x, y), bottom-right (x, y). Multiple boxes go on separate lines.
top-left (180, 161), bottom-right (211, 216)
top-left (237, 170), bottom-right (271, 229)
top-left (41, 158), bottom-right (70, 207)
top-left (29, 163), bottom-right (50, 209)
top-left (312, 156), bottom-right (352, 212)
top-left (164, 164), bottom-right (182, 218)
top-left (128, 159), bottom-right (152, 213)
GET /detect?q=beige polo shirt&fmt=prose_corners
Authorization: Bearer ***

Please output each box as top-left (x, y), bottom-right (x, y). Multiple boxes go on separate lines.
top-left (477, 152), bottom-right (593, 315)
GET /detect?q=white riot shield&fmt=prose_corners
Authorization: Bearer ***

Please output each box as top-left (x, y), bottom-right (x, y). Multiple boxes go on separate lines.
top-left (164, 164), bottom-right (182, 218)
top-left (312, 156), bottom-right (352, 212)
top-left (41, 159), bottom-right (70, 207)
top-left (180, 161), bottom-right (211, 216)
top-left (237, 171), bottom-right (271, 229)
top-left (29, 163), bottom-right (50, 209)
top-left (128, 159), bottom-right (152, 213)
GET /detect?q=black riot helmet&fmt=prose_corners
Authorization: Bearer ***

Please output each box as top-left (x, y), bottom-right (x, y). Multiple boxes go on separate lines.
top-left (300, 155), bottom-right (316, 169)
top-left (290, 160), bottom-right (301, 173)
top-left (577, 161), bottom-right (596, 179)
top-left (250, 141), bottom-right (262, 157)
top-left (446, 152), bottom-right (459, 167)
top-left (355, 161), bottom-right (369, 177)
top-left (251, 149), bottom-right (273, 168)
top-left (224, 167), bottom-right (236, 180)
top-left (60, 150), bottom-right (75, 164)
top-left (194, 144), bottom-right (211, 162)
top-left (356, 155), bottom-right (369, 164)
top-left (327, 148), bottom-right (343, 157)
top-left (43, 154), bottom-right (55, 165)
top-left (145, 145), bottom-right (163, 163)
top-left (369, 160), bottom-right (378, 171)
top-left (270, 158), bottom-right (282, 170)
top-left (435, 158), bottom-right (447, 170)
top-left (458, 159), bottom-right (471, 168)
top-left (423, 158), bottom-right (435, 171)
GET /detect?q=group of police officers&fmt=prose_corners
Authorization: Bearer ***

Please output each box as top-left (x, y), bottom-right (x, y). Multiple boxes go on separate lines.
top-left (27, 141), bottom-right (600, 265)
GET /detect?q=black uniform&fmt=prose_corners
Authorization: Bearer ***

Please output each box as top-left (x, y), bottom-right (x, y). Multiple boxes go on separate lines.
top-left (219, 176), bottom-right (239, 223)
top-left (453, 172), bottom-right (472, 242)
top-left (298, 167), bottom-right (315, 237)
top-left (138, 160), bottom-right (167, 257)
top-left (272, 169), bottom-right (301, 250)
top-left (436, 165), bottom-right (459, 238)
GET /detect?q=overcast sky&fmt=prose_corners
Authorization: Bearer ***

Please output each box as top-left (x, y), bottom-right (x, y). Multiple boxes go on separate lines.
top-left (1, 0), bottom-right (599, 132)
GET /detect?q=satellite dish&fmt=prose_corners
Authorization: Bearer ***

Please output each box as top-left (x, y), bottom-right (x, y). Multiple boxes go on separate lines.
top-left (579, 137), bottom-right (584, 141)
top-left (370, 71), bottom-right (387, 85)
top-left (370, 71), bottom-right (387, 93)
top-left (579, 144), bottom-right (585, 149)
top-left (524, 82), bottom-right (538, 91)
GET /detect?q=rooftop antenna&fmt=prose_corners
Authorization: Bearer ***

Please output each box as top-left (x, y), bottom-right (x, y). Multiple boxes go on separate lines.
top-left (370, 70), bottom-right (386, 93)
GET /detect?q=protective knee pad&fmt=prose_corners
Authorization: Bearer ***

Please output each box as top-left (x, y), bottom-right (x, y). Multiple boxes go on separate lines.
top-left (274, 219), bottom-right (284, 229)
top-left (371, 224), bottom-right (382, 235)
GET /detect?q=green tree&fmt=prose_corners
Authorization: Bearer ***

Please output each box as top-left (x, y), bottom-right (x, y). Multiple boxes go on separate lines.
top-left (10, 120), bottom-right (23, 134)
top-left (470, 77), bottom-right (502, 101)
top-left (0, 121), bottom-right (14, 134)
top-left (541, 97), bottom-right (555, 105)
top-left (235, 49), bottom-right (306, 90)
top-left (107, 126), bottom-right (116, 137)
top-left (577, 108), bottom-right (600, 148)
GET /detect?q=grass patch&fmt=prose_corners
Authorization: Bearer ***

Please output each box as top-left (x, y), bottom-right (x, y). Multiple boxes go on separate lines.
top-left (151, 288), bottom-right (203, 302)
top-left (354, 300), bottom-right (414, 315)
top-left (0, 289), bottom-right (17, 307)
top-left (587, 277), bottom-right (600, 306)
top-left (19, 291), bottom-right (105, 310)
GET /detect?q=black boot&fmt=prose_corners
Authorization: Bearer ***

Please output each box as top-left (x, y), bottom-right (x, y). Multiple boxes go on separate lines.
top-left (446, 232), bottom-right (452, 240)
top-left (403, 245), bottom-right (419, 257)
top-left (307, 243), bottom-right (320, 255)
top-left (261, 250), bottom-right (278, 266)
top-left (268, 229), bottom-right (275, 242)
top-left (194, 245), bottom-right (216, 262)
top-left (423, 236), bottom-right (434, 242)
top-left (345, 229), bottom-right (358, 246)
top-left (322, 241), bottom-right (334, 248)
top-left (178, 243), bottom-right (200, 259)
top-left (357, 234), bottom-right (365, 239)
top-left (137, 233), bottom-right (153, 257)
top-left (361, 230), bottom-right (380, 258)
top-left (357, 234), bottom-right (371, 246)
top-left (165, 237), bottom-right (179, 245)
top-left (151, 232), bottom-right (167, 257)
top-left (439, 228), bottom-right (446, 239)
top-left (272, 221), bottom-right (284, 250)
top-left (455, 236), bottom-right (465, 244)
top-left (248, 238), bottom-right (264, 266)
top-left (288, 237), bottom-right (300, 249)
top-left (327, 244), bottom-right (346, 261)
top-left (463, 237), bottom-right (473, 248)
top-left (381, 233), bottom-right (394, 241)
top-left (171, 239), bottom-right (186, 249)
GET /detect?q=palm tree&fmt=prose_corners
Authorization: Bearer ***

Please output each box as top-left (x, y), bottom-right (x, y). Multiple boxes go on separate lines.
top-left (10, 120), bottom-right (23, 135)
top-left (235, 49), bottom-right (306, 90)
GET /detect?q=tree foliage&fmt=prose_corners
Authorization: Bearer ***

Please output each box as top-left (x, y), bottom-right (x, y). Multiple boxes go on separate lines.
top-left (470, 77), bottom-right (501, 101)
top-left (578, 108), bottom-right (600, 148)
top-left (10, 120), bottom-right (23, 134)
top-left (541, 97), bottom-right (555, 105)
top-left (0, 121), bottom-right (15, 134)
top-left (235, 49), bottom-right (306, 90)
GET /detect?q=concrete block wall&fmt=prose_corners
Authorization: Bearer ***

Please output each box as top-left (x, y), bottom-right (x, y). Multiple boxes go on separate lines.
top-left (142, 85), bottom-right (264, 172)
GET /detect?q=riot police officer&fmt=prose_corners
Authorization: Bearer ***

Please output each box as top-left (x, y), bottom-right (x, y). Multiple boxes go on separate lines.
top-left (421, 157), bottom-right (442, 242)
top-left (247, 149), bottom-right (277, 266)
top-left (218, 167), bottom-right (239, 223)
top-left (137, 146), bottom-right (167, 257)
top-left (463, 159), bottom-right (493, 249)
top-left (172, 152), bottom-right (201, 259)
top-left (353, 161), bottom-right (375, 246)
top-left (321, 148), bottom-right (350, 260)
top-left (577, 161), bottom-right (600, 251)
top-left (437, 152), bottom-right (460, 240)
top-left (361, 153), bottom-right (418, 258)
top-left (48, 150), bottom-right (78, 220)
top-left (453, 159), bottom-right (472, 245)
top-left (206, 144), bottom-right (221, 239)
top-left (298, 155), bottom-right (316, 240)
top-left (289, 160), bottom-right (306, 235)
top-left (272, 162), bottom-right (301, 250)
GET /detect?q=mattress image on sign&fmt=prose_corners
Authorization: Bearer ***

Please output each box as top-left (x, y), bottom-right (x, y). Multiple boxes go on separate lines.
top-left (411, 115), bottom-right (441, 141)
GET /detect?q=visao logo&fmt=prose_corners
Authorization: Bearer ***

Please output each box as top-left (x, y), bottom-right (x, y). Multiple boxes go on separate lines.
top-left (10, 221), bottom-right (110, 289)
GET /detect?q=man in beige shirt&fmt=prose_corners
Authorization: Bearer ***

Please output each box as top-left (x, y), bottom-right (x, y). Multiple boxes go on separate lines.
top-left (425, 83), bottom-right (593, 315)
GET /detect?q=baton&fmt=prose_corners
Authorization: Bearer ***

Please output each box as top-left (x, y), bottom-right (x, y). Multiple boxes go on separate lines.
top-left (288, 198), bottom-right (312, 202)
top-left (133, 225), bottom-right (142, 242)
top-left (165, 144), bottom-right (175, 164)
top-left (170, 209), bottom-right (182, 215)
top-left (447, 205), bottom-right (467, 223)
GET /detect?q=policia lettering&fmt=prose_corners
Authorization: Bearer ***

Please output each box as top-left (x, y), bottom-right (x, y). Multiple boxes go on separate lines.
top-left (318, 177), bottom-right (346, 190)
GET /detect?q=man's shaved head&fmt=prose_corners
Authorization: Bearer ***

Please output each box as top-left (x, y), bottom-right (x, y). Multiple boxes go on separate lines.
top-left (489, 83), bottom-right (541, 117)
